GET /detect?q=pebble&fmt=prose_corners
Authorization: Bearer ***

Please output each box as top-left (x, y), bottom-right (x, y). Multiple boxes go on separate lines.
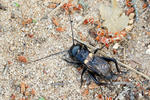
top-left (129, 13), bottom-right (135, 19)
top-left (138, 93), bottom-right (144, 100)
top-left (125, 25), bottom-right (133, 32)
top-left (148, 45), bottom-right (150, 49)
top-left (146, 49), bottom-right (150, 55)
top-left (75, 15), bottom-right (83, 22)
top-left (128, 19), bottom-right (134, 25)
top-left (146, 32), bottom-right (150, 37)
top-left (113, 43), bottom-right (120, 49)
top-left (9, 46), bottom-right (16, 51)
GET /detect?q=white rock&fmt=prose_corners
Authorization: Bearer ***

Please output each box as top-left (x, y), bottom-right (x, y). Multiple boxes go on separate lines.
top-left (146, 49), bottom-right (150, 55)
top-left (113, 43), bottom-right (120, 49)
top-left (75, 15), bottom-right (83, 22)
top-left (9, 46), bottom-right (16, 51)
top-left (129, 13), bottom-right (135, 19)
top-left (125, 25), bottom-right (133, 32)
top-left (148, 45), bottom-right (150, 49)
top-left (128, 19), bottom-right (134, 25)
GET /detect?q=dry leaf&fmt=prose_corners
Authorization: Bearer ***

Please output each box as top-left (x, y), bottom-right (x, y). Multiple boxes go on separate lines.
top-left (31, 89), bottom-right (36, 96)
top-left (11, 94), bottom-right (16, 100)
top-left (146, 32), bottom-right (150, 37)
top-left (106, 97), bottom-right (113, 100)
top-left (88, 82), bottom-right (98, 89)
top-left (18, 56), bottom-right (27, 63)
top-left (148, 90), bottom-right (150, 96)
top-left (8, 61), bottom-right (12, 64)
top-left (22, 18), bottom-right (33, 26)
top-left (20, 82), bottom-right (26, 93)
top-left (77, 67), bottom-right (82, 71)
top-left (82, 89), bottom-right (89, 96)
top-left (56, 27), bottom-right (65, 32)
top-left (97, 94), bottom-right (103, 100)
top-left (19, 98), bottom-right (25, 100)
top-left (142, 3), bottom-right (148, 9)
top-left (83, 19), bottom-right (88, 25)
top-left (24, 91), bottom-right (29, 96)
top-left (27, 34), bottom-right (34, 38)
top-left (25, 84), bottom-right (29, 89)
top-left (47, 3), bottom-right (57, 8)
top-left (52, 17), bottom-right (59, 26)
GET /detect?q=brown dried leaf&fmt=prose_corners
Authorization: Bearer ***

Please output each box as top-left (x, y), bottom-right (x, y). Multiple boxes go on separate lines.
top-left (24, 91), bottom-right (29, 96)
top-left (8, 61), bottom-right (12, 64)
top-left (22, 18), bottom-right (33, 26)
top-left (97, 94), bottom-right (103, 100)
top-left (27, 34), bottom-right (34, 38)
top-left (31, 89), bottom-right (36, 96)
top-left (19, 98), bottom-right (25, 100)
top-left (56, 27), bottom-right (65, 32)
top-left (52, 17), bottom-right (59, 26)
top-left (20, 82), bottom-right (26, 93)
top-left (18, 56), bottom-right (27, 63)
top-left (88, 82), bottom-right (99, 89)
top-left (148, 90), bottom-right (150, 96)
top-left (146, 32), bottom-right (150, 37)
top-left (11, 94), bottom-right (16, 100)
top-left (77, 67), bottom-right (82, 71)
top-left (82, 89), bottom-right (89, 96)
top-left (142, 3), bottom-right (148, 9)
top-left (47, 3), bottom-right (57, 8)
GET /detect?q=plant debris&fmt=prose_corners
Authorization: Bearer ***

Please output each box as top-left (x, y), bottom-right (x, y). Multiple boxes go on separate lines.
top-left (82, 89), bottom-right (89, 96)
top-left (17, 56), bottom-right (28, 63)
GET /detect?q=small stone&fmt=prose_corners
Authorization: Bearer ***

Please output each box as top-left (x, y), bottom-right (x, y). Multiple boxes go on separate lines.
top-left (148, 45), bottom-right (150, 49)
top-left (129, 13), bottom-right (135, 19)
top-left (146, 32), bottom-right (150, 37)
top-left (146, 49), bottom-right (150, 55)
top-left (113, 43), bottom-right (120, 49)
top-left (138, 93), bottom-right (144, 100)
top-left (88, 82), bottom-right (98, 89)
top-left (125, 25), bottom-right (133, 32)
top-left (128, 19), bottom-right (134, 25)
top-left (75, 15), bottom-right (83, 22)
top-left (9, 46), bottom-right (16, 51)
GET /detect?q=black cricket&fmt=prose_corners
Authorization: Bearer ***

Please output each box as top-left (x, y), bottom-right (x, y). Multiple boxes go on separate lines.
top-left (31, 11), bottom-right (121, 87)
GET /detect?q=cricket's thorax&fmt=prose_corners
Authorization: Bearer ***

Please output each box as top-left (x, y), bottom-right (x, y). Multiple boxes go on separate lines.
top-left (84, 53), bottom-right (94, 64)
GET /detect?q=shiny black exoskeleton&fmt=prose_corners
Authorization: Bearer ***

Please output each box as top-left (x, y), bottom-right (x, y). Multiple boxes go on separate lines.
top-left (63, 12), bottom-right (121, 87)
top-left (65, 43), bottom-right (120, 87)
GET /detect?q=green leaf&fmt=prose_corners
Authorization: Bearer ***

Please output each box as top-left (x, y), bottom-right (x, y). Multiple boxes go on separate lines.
top-left (14, 2), bottom-right (20, 7)
top-left (32, 19), bottom-right (37, 23)
top-left (39, 97), bottom-right (45, 100)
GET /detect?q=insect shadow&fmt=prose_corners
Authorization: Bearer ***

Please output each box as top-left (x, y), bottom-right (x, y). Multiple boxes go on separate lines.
top-left (29, 11), bottom-right (122, 88)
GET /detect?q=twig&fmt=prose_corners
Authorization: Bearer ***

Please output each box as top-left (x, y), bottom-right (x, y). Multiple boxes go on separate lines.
top-left (2, 64), bottom-right (9, 75)
top-left (112, 82), bottom-right (134, 87)
top-left (68, 35), bottom-right (150, 80)
top-left (49, 0), bottom-right (68, 16)
top-left (74, 13), bottom-right (93, 28)
top-left (117, 61), bottom-right (150, 80)
top-left (123, 48), bottom-right (126, 63)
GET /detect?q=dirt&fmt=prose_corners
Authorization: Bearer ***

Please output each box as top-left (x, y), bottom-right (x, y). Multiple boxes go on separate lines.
top-left (0, 0), bottom-right (150, 100)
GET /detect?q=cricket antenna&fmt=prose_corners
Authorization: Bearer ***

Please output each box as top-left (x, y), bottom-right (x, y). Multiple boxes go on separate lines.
top-left (28, 50), bottom-right (68, 63)
top-left (68, 10), bottom-right (75, 45)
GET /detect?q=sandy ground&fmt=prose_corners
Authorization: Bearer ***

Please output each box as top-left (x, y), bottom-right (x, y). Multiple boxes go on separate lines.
top-left (0, 0), bottom-right (150, 100)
